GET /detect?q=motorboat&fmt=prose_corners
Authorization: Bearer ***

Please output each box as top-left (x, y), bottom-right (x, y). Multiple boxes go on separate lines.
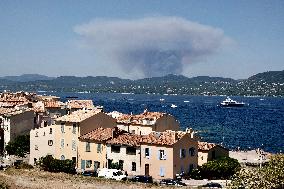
top-left (220, 97), bottom-right (245, 107)
top-left (171, 104), bottom-right (178, 108)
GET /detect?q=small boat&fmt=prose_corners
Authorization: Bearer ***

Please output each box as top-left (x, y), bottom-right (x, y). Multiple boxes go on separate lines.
top-left (220, 97), bottom-right (245, 107)
top-left (171, 104), bottom-right (178, 108)
top-left (160, 98), bottom-right (165, 102)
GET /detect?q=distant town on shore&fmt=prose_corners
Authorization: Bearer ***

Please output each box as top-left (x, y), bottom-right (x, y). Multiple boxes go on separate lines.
top-left (0, 70), bottom-right (283, 97)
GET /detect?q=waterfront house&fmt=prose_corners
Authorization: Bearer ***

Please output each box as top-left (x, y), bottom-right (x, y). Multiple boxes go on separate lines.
top-left (198, 141), bottom-right (229, 166)
top-left (109, 109), bottom-right (180, 135)
top-left (140, 129), bottom-right (198, 180)
top-left (106, 132), bottom-right (142, 176)
top-left (29, 109), bottom-right (116, 166)
top-left (0, 107), bottom-right (35, 156)
top-left (78, 127), bottom-right (124, 172)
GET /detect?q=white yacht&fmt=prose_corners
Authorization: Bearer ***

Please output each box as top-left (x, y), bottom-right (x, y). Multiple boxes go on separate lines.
top-left (220, 97), bottom-right (245, 107)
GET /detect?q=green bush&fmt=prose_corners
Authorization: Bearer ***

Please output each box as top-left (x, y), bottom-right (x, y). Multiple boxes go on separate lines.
top-left (191, 157), bottom-right (240, 180)
top-left (38, 155), bottom-right (75, 174)
top-left (5, 135), bottom-right (30, 158)
top-left (230, 154), bottom-right (284, 189)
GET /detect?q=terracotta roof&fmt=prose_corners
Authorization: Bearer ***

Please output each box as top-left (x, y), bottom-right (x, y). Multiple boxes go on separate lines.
top-left (111, 110), bottom-right (166, 125)
top-left (67, 100), bottom-right (94, 109)
top-left (107, 133), bottom-right (142, 147)
top-left (140, 130), bottom-right (186, 146)
top-left (198, 141), bottom-right (217, 151)
top-left (55, 109), bottom-right (101, 123)
top-left (44, 101), bottom-right (64, 108)
top-left (79, 127), bottom-right (124, 141)
top-left (0, 107), bottom-right (32, 117)
top-left (0, 92), bottom-right (37, 102)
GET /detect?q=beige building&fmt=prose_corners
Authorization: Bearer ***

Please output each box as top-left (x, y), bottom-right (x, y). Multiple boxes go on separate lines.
top-left (29, 124), bottom-right (56, 165)
top-left (198, 141), bottom-right (229, 166)
top-left (0, 108), bottom-right (35, 156)
top-left (109, 110), bottom-right (180, 135)
top-left (78, 127), bottom-right (124, 171)
top-left (29, 109), bottom-right (116, 166)
top-left (140, 129), bottom-right (198, 180)
top-left (106, 132), bottom-right (142, 176)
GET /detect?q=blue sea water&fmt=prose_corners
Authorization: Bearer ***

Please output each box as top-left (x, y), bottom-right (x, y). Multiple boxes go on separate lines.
top-left (44, 92), bottom-right (284, 153)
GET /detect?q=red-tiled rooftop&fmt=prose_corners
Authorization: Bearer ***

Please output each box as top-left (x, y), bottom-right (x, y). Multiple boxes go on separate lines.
top-left (107, 133), bottom-right (142, 147)
top-left (79, 127), bottom-right (124, 141)
top-left (67, 100), bottom-right (94, 109)
top-left (140, 130), bottom-right (186, 146)
top-left (198, 141), bottom-right (217, 151)
top-left (113, 110), bottom-right (166, 125)
top-left (44, 101), bottom-right (64, 108)
top-left (55, 109), bottom-right (101, 123)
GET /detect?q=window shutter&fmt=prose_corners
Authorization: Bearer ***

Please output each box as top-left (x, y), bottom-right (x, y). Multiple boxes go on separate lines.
top-left (149, 148), bottom-right (151, 157)
top-left (164, 153), bottom-right (167, 160)
top-left (158, 150), bottom-right (160, 160)
top-left (180, 149), bottom-right (182, 158)
top-left (81, 160), bottom-right (85, 170)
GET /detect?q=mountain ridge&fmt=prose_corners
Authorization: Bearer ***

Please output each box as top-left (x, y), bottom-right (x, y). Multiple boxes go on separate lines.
top-left (0, 70), bottom-right (283, 96)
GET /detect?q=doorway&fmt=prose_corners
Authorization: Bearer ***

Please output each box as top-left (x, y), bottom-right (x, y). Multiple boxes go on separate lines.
top-left (145, 164), bottom-right (149, 176)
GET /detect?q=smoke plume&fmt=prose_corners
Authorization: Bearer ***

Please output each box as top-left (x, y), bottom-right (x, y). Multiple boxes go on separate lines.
top-left (74, 17), bottom-right (231, 78)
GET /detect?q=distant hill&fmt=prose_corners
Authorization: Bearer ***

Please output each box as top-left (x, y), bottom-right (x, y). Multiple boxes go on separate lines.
top-left (0, 70), bottom-right (283, 96)
top-left (1, 74), bottom-right (54, 82)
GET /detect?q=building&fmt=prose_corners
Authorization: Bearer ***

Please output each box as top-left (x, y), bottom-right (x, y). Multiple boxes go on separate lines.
top-left (106, 132), bottom-right (142, 176)
top-left (66, 100), bottom-right (95, 112)
top-left (29, 109), bottom-right (116, 166)
top-left (109, 110), bottom-right (180, 135)
top-left (197, 141), bottom-right (229, 166)
top-left (29, 124), bottom-right (56, 165)
top-left (78, 127), bottom-right (124, 172)
top-left (0, 108), bottom-right (35, 156)
top-left (140, 129), bottom-right (198, 180)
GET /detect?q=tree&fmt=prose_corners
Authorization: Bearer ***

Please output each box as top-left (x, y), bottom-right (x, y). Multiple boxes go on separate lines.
top-left (195, 157), bottom-right (241, 180)
top-left (38, 155), bottom-right (75, 174)
top-left (230, 154), bottom-right (284, 189)
top-left (5, 135), bottom-right (30, 158)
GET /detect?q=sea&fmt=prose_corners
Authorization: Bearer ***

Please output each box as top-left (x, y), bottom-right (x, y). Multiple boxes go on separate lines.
top-left (41, 92), bottom-right (284, 154)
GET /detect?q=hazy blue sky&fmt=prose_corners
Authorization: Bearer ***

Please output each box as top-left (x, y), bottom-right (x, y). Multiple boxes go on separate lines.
top-left (0, 0), bottom-right (283, 79)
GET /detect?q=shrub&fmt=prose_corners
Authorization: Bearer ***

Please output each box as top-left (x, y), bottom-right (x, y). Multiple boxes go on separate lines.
top-left (230, 154), bottom-right (284, 189)
top-left (192, 157), bottom-right (241, 180)
top-left (5, 135), bottom-right (30, 158)
top-left (38, 155), bottom-right (75, 174)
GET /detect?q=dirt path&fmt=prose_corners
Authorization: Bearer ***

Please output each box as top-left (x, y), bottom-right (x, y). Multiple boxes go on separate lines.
top-left (0, 168), bottom-right (184, 189)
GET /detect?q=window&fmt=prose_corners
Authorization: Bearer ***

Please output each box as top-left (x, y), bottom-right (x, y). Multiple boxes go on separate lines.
top-left (145, 148), bottom-right (150, 157)
top-left (61, 123), bottom-right (64, 133)
top-left (158, 150), bottom-right (166, 160)
top-left (72, 124), bottom-right (76, 134)
top-left (43, 132), bottom-right (45, 136)
top-left (35, 145), bottom-right (38, 150)
top-left (86, 142), bottom-right (90, 152)
top-left (189, 147), bottom-right (195, 156)
top-left (97, 143), bottom-right (102, 153)
top-left (44, 121), bottom-right (47, 127)
top-left (61, 139), bottom-right (64, 148)
top-left (35, 131), bottom-right (38, 137)
top-left (86, 160), bottom-right (92, 168)
top-left (132, 162), bottom-right (136, 171)
top-left (48, 140), bottom-right (53, 146)
top-left (180, 149), bottom-right (186, 158)
top-left (49, 128), bottom-right (52, 134)
top-left (111, 145), bottom-right (120, 153)
top-left (72, 140), bottom-right (76, 151)
top-left (126, 147), bottom-right (136, 155)
top-left (60, 155), bottom-right (65, 160)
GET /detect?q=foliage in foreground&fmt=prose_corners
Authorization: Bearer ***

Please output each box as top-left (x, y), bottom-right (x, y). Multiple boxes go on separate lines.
top-left (229, 154), bottom-right (284, 189)
top-left (190, 156), bottom-right (241, 180)
top-left (5, 135), bottom-right (30, 158)
top-left (38, 155), bottom-right (75, 174)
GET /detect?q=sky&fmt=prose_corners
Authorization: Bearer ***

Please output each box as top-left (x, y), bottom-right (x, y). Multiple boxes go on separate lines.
top-left (0, 0), bottom-right (283, 79)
